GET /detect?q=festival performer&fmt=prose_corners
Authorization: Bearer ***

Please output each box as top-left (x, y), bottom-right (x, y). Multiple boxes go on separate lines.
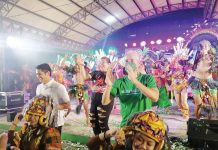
top-left (88, 57), bottom-right (114, 144)
top-left (87, 111), bottom-right (168, 150)
top-left (64, 54), bottom-right (90, 126)
top-left (102, 50), bottom-right (159, 127)
top-left (152, 59), bottom-right (172, 112)
top-left (7, 95), bottom-right (61, 150)
top-left (189, 40), bottom-right (218, 119)
top-left (171, 65), bottom-right (189, 119)
top-left (169, 41), bottom-right (190, 119)
top-left (164, 61), bottom-right (174, 104)
top-left (51, 63), bottom-right (65, 86)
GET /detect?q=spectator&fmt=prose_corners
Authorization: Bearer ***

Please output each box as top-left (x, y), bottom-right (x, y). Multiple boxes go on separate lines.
top-left (7, 96), bottom-right (61, 150)
top-left (87, 111), bottom-right (168, 150)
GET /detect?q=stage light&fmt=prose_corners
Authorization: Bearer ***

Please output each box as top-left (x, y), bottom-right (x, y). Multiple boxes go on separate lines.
top-left (129, 34), bottom-right (136, 37)
top-left (6, 36), bottom-right (22, 48)
top-left (140, 41), bottom-right (146, 47)
top-left (133, 42), bottom-right (136, 47)
top-left (105, 16), bottom-right (116, 24)
top-left (124, 43), bottom-right (128, 47)
top-left (166, 39), bottom-right (171, 43)
top-left (176, 37), bottom-right (184, 42)
top-left (150, 41), bottom-right (155, 45)
top-left (156, 39), bottom-right (162, 45)
top-left (6, 36), bottom-right (36, 50)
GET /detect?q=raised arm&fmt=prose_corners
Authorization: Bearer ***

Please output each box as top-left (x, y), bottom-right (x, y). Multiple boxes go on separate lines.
top-left (60, 53), bottom-right (69, 68)
top-left (102, 62), bottom-right (116, 105)
top-left (126, 65), bottom-right (159, 102)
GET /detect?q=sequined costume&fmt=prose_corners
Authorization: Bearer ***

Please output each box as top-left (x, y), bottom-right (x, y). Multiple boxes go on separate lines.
top-left (87, 111), bottom-right (167, 150)
top-left (8, 124), bottom-right (61, 150)
top-left (7, 96), bottom-right (62, 150)
top-left (171, 66), bottom-right (190, 118)
top-left (68, 84), bottom-right (89, 103)
top-left (188, 40), bottom-right (217, 119)
top-left (189, 77), bottom-right (217, 117)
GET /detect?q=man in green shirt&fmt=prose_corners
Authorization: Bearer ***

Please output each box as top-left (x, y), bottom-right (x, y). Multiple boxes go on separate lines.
top-left (102, 50), bottom-right (159, 127)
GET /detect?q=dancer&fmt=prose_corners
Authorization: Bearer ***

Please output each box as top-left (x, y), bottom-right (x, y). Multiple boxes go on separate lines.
top-left (7, 96), bottom-right (61, 150)
top-left (87, 111), bottom-right (167, 150)
top-left (102, 50), bottom-right (159, 127)
top-left (51, 63), bottom-right (65, 86)
top-left (189, 40), bottom-right (217, 119)
top-left (169, 41), bottom-right (190, 119)
top-left (66, 54), bottom-right (90, 125)
top-left (89, 57), bottom-right (114, 144)
top-left (152, 60), bottom-right (172, 113)
top-left (172, 66), bottom-right (189, 119)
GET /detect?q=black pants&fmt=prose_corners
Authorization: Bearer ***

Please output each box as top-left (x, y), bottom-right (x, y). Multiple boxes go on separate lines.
top-left (56, 126), bottom-right (62, 135)
top-left (89, 92), bottom-right (114, 136)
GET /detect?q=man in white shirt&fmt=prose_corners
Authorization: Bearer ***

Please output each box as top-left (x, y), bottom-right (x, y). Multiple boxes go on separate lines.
top-left (35, 63), bottom-right (71, 134)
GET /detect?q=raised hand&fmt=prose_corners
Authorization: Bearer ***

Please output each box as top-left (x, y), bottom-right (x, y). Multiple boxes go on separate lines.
top-left (10, 146), bottom-right (21, 150)
top-left (115, 128), bottom-right (125, 145)
top-left (105, 61), bottom-right (117, 86)
top-left (75, 55), bottom-right (84, 65)
top-left (173, 41), bottom-right (189, 60)
top-left (64, 53), bottom-right (69, 58)
top-left (13, 114), bottom-right (23, 124)
top-left (126, 64), bottom-right (138, 84)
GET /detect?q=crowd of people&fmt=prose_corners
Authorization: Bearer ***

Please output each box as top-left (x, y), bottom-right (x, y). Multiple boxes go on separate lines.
top-left (0, 38), bottom-right (217, 150)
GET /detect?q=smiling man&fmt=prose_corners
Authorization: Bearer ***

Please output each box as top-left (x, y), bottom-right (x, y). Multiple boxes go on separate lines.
top-left (35, 63), bottom-right (71, 134)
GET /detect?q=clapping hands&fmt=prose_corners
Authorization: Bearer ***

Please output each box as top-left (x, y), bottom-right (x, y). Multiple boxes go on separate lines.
top-left (125, 64), bottom-right (138, 84)
top-left (105, 61), bottom-right (117, 86)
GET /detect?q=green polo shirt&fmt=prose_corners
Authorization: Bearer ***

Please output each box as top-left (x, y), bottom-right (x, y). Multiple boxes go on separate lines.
top-left (110, 74), bottom-right (157, 127)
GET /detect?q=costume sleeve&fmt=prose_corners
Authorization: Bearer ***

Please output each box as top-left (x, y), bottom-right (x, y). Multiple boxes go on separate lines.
top-left (44, 128), bottom-right (61, 150)
top-left (8, 124), bottom-right (27, 148)
top-left (110, 79), bottom-right (119, 97)
top-left (8, 130), bottom-right (17, 147)
top-left (145, 75), bottom-right (157, 88)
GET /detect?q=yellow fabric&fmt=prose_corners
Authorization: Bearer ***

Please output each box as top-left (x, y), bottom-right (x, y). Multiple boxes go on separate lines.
top-left (25, 96), bottom-right (47, 121)
top-left (126, 111), bottom-right (166, 143)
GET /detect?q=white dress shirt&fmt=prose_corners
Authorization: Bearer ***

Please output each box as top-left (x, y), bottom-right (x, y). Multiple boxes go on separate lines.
top-left (36, 79), bottom-right (70, 127)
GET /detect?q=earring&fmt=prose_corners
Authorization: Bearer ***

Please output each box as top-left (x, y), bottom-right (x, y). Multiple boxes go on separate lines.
top-left (39, 115), bottom-right (47, 126)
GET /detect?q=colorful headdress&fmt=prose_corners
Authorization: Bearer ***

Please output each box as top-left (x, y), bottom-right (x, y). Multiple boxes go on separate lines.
top-left (24, 95), bottom-right (53, 126)
top-left (126, 111), bottom-right (166, 143)
top-left (26, 96), bottom-right (46, 116)
top-left (199, 40), bottom-right (211, 47)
